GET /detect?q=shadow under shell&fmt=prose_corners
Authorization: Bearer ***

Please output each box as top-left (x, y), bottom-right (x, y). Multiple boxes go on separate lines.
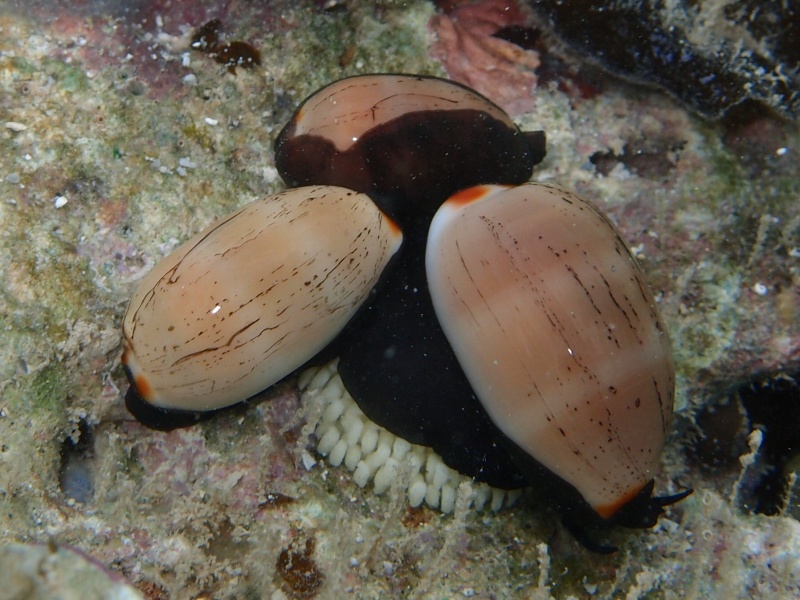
top-left (327, 217), bottom-right (528, 489)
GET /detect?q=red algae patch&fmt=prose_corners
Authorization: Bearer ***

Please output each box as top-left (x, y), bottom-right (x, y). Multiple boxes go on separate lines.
top-left (429, 0), bottom-right (539, 116)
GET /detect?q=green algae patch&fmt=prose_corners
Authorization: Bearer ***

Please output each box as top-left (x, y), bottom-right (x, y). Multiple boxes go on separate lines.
top-left (180, 119), bottom-right (217, 153)
top-left (1, 205), bottom-right (104, 327)
top-left (0, 362), bottom-right (70, 512)
top-left (262, 1), bottom-right (438, 108)
top-left (41, 57), bottom-right (91, 93)
top-left (1, 55), bottom-right (37, 75)
top-left (346, 4), bottom-right (439, 75)
top-left (4, 363), bottom-right (69, 420)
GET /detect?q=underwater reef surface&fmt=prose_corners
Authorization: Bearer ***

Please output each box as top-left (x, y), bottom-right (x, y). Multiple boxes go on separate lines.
top-left (0, 0), bottom-right (798, 597)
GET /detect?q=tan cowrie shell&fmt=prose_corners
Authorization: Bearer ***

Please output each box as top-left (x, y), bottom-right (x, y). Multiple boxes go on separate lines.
top-left (122, 185), bottom-right (402, 412)
top-left (426, 183), bottom-right (674, 519)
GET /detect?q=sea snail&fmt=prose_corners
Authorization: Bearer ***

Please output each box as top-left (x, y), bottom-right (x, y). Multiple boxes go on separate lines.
top-left (426, 183), bottom-right (689, 543)
top-left (121, 186), bottom-right (402, 427)
top-left (319, 181), bottom-right (688, 551)
top-left (274, 74), bottom-right (546, 223)
top-left (121, 73), bottom-right (688, 550)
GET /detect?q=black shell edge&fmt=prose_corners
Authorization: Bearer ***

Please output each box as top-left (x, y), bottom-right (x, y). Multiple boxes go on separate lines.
top-left (123, 366), bottom-right (221, 431)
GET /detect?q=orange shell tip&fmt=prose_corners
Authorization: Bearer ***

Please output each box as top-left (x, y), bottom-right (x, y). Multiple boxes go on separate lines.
top-left (133, 374), bottom-right (154, 402)
top-left (446, 185), bottom-right (496, 206)
top-left (593, 485), bottom-right (649, 520)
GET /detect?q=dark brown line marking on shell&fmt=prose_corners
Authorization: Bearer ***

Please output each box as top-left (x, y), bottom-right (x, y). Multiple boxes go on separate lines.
top-left (565, 264), bottom-right (604, 317)
top-left (172, 319), bottom-right (262, 366)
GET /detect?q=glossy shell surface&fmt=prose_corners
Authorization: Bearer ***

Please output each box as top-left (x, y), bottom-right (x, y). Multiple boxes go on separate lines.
top-left (426, 183), bottom-right (674, 518)
top-left (274, 74), bottom-right (542, 220)
top-left (286, 74), bottom-right (514, 151)
top-left (122, 186), bottom-right (402, 412)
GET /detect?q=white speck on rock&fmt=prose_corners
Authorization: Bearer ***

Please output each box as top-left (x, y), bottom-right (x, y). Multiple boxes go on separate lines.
top-left (54, 195), bottom-right (68, 208)
top-left (262, 166), bottom-right (279, 183)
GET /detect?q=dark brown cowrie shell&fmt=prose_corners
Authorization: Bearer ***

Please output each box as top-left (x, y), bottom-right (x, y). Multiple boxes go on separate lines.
top-left (274, 74), bottom-right (546, 222)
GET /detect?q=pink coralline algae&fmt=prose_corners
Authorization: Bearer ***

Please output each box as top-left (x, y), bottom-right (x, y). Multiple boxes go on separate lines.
top-left (429, 0), bottom-right (539, 116)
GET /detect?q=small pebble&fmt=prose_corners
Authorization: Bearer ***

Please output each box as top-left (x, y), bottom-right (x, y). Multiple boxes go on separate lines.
top-left (301, 450), bottom-right (317, 470)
